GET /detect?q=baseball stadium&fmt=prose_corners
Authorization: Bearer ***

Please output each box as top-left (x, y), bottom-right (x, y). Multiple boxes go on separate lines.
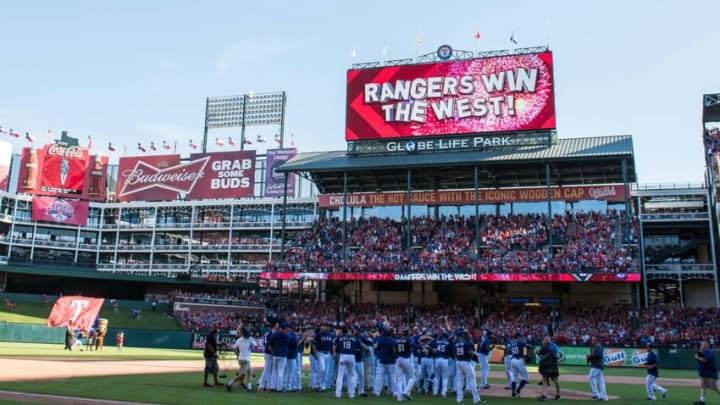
top-left (1, 43), bottom-right (720, 405)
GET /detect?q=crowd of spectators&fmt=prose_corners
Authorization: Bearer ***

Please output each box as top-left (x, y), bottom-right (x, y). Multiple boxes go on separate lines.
top-left (704, 126), bottom-right (720, 157)
top-left (170, 292), bottom-right (720, 349)
top-left (268, 211), bottom-right (639, 274)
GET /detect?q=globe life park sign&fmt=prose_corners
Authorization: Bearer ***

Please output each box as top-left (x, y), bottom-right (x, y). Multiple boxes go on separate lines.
top-left (347, 131), bottom-right (555, 156)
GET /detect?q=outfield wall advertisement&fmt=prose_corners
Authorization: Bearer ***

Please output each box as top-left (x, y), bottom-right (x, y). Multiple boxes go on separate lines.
top-left (346, 52), bottom-right (555, 141)
top-left (488, 346), bottom-right (650, 367)
top-left (260, 271), bottom-right (641, 283)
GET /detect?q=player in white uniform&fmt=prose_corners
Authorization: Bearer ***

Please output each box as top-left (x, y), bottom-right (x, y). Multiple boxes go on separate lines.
top-left (226, 326), bottom-right (257, 392)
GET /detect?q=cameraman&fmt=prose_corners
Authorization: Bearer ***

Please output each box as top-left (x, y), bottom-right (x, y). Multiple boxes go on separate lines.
top-left (694, 340), bottom-right (720, 405)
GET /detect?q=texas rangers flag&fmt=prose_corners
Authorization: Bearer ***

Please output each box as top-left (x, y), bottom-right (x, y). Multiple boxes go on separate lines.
top-left (47, 296), bottom-right (105, 331)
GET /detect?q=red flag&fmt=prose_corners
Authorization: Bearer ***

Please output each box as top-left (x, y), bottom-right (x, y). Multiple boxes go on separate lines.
top-left (474, 30), bottom-right (481, 39)
top-left (244, 138), bottom-right (252, 145)
top-left (150, 141), bottom-right (158, 151)
top-left (189, 140), bottom-right (197, 150)
top-left (108, 142), bottom-right (116, 152)
top-left (163, 140), bottom-right (171, 150)
top-left (46, 296), bottom-right (105, 331)
top-left (0, 127), bottom-right (6, 135)
top-left (25, 132), bottom-right (34, 143)
top-left (274, 134), bottom-right (282, 144)
top-left (137, 142), bottom-right (147, 152)
top-left (10, 129), bottom-right (20, 138)
top-left (215, 137), bottom-right (224, 147)
top-left (228, 136), bottom-right (236, 146)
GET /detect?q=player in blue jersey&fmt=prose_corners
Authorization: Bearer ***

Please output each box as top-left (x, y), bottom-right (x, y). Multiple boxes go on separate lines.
top-left (432, 331), bottom-right (452, 398)
top-left (257, 322), bottom-right (276, 391)
top-left (508, 333), bottom-right (531, 398)
top-left (587, 336), bottom-right (608, 401)
top-left (477, 330), bottom-right (494, 389)
top-left (395, 328), bottom-right (416, 401)
top-left (644, 344), bottom-right (667, 401)
top-left (334, 326), bottom-right (359, 399)
top-left (284, 325), bottom-right (300, 391)
top-left (373, 327), bottom-right (396, 397)
top-left (353, 327), bottom-right (374, 397)
top-left (268, 322), bottom-right (290, 391)
top-left (313, 323), bottom-right (335, 391)
top-left (309, 327), bottom-right (324, 391)
top-left (454, 330), bottom-right (484, 404)
top-left (417, 331), bottom-right (435, 394)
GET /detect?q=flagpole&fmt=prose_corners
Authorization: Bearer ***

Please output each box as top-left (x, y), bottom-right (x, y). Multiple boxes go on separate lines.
top-left (546, 16), bottom-right (551, 50)
top-left (415, 31), bottom-right (420, 60)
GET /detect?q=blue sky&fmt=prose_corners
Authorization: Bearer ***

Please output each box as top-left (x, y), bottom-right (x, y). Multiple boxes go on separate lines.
top-left (0, 0), bottom-right (718, 185)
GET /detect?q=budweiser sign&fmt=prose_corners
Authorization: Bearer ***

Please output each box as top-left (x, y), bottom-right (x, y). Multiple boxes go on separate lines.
top-left (118, 156), bottom-right (210, 199)
top-left (115, 151), bottom-right (258, 202)
top-left (47, 144), bottom-right (84, 159)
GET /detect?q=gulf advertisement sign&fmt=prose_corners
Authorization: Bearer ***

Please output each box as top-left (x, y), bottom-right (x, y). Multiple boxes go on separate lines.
top-left (16, 144), bottom-right (109, 201)
top-left (346, 52), bottom-right (555, 141)
top-left (115, 151), bottom-right (256, 202)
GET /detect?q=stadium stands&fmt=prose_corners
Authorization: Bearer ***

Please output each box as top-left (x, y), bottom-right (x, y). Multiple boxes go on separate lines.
top-left (170, 293), bottom-right (719, 348)
top-left (268, 211), bottom-right (639, 274)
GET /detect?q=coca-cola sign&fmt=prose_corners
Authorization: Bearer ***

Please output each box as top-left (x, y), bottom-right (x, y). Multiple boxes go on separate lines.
top-left (16, 143), bottom-right (107, 201)
top-left (116, 151), bottom-right (257, 202)
top-left (47, 144), bottom-right (84, 159)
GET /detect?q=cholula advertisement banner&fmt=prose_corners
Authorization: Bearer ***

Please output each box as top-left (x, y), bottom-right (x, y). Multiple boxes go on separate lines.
top-left (264, 148), bottom-right (297, 197)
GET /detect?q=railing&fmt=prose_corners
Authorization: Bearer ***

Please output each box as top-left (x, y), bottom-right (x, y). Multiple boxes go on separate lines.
top-left (633, 182), bottom-right (707, 191)
top-left (96, 262), bottom-right (264, 272)
top-left (640, 212), bottom-right (708, 221)
top-left (644, 263), bottom-right (715, 272)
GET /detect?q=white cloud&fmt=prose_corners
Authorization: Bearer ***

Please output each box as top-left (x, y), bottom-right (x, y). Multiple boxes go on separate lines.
top-left (215, 37), bottom-right (304, 73)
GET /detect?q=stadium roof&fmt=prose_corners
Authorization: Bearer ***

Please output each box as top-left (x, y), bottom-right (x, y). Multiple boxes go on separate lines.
top-left (279, 135), bottom-right (637, 194)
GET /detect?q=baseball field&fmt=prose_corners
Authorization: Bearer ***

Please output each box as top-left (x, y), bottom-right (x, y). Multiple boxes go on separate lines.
top-left (0, 301), bottom-right (707, 405)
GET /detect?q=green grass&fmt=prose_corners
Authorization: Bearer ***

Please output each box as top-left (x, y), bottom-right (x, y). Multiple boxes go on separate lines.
top-left (0, 372), bottom-right (704, 405)
top-left (0, 343), bottom-right (706, 405)
top-left (0, 301), bottom-right (182, 330)
top-left (0, 342), bottom-right (212, 360)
